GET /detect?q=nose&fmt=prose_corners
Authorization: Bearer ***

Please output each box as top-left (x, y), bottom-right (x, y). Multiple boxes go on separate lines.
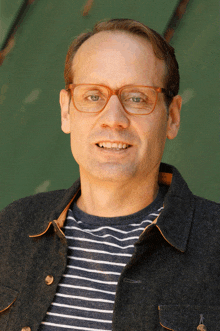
top-left (98, 95), bottom-right (130, 129)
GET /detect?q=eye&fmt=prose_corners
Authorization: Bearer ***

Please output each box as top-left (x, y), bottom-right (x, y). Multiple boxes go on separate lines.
top-left (124, 92), bottom-right (147, 104)
top-left (87, 94), bottom-right (100, 101)
top-left (83, 89), bottom-right (105, 102)
top-left (130, 96), bottom-right (143, 103)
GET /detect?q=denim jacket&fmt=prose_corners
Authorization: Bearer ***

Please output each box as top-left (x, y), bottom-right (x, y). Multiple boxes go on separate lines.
top-left (0, 163), bottom-right (220, 331)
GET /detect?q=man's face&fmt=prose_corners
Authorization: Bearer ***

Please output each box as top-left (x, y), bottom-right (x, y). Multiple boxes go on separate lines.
top-left (60, 31), bottom-right (181, 184)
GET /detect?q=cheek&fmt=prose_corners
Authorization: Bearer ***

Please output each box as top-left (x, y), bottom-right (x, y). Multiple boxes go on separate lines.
top-left (137, 116), bottom-right (168, 152)
top-left (69, 121), bottom-right (83, 160)
top-left (69, 113), bottom-right (85, 144)
top-left (69, 117), bottom-right (92, 160)
top-left (154, 120), bottom-right (168, 153)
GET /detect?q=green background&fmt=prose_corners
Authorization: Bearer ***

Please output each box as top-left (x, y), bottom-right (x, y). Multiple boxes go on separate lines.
top-left (0, 0), bottom-right (24, 49)
top-left (0, 0), bottom-right (219, 210)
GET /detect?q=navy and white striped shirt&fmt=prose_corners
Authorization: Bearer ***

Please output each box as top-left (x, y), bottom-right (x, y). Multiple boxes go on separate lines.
top-left (39, 185), bottom-right (167, 331)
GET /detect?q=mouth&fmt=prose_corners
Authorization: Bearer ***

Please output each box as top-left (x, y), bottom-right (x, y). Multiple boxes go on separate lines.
top-left (96, 141), bottom-right (131, 151)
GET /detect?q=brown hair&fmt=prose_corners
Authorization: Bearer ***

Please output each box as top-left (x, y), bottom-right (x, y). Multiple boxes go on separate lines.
top-left (64, 18), bottom-right (179, 107)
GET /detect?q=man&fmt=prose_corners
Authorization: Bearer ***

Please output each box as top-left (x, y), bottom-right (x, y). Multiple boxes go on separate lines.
top-left (0, 19), bottom-right (219, 331)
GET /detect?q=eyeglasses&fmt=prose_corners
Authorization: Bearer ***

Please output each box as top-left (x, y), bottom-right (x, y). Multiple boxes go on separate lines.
top-left (67, 84), bottom-right (168, 115)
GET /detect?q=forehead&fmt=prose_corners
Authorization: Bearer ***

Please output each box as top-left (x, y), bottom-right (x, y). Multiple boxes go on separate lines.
top-left (72, 31), bottom-right (165, 87)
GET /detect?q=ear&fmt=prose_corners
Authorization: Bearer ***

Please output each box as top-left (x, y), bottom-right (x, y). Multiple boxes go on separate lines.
top-left (60, 89), bottom-right (71, 134)
top-left (166, 95), bottom-right (182, 140)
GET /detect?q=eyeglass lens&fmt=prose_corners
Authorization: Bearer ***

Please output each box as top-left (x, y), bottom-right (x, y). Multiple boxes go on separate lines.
top-left (73, 85), bottom-right (157, 114)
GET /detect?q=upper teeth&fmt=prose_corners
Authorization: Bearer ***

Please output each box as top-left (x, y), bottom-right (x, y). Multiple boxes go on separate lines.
top-left (98, 142), bottom-right (129, 149)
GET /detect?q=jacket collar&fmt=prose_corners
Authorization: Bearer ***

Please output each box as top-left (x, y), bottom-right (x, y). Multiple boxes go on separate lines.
top-left (29, 163), bottom-right (195, 252)
top-left (28, 179), bottom-right (81, 238)
top-left (155, 163), bottom-right (194, 252)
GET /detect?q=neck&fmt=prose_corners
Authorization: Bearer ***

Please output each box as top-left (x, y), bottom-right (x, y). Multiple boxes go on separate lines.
top-left (76, 170), bottom-right (160, 217)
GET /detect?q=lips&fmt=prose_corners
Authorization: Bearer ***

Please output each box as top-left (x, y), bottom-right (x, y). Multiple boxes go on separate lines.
top-left (96, 141), bottom-right (131, 150)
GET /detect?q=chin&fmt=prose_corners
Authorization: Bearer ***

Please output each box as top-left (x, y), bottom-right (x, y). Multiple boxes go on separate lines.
top-left (91, 165), bottom-right (138, 183)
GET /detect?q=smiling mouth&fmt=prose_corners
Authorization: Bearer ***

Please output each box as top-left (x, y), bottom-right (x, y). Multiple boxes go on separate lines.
top-left (96, 142), bottom-right (131, 150)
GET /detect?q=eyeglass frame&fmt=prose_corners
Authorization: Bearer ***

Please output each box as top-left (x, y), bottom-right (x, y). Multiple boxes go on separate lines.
top-left (67, 83), bottom-right (171, 115)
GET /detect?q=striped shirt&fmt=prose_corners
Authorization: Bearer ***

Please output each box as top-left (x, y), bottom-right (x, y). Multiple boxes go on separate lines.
top-left (38, 185), bottom-right (167, 331)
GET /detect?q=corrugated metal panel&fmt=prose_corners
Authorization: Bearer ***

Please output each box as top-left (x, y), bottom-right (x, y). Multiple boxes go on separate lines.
top-left (162, 0), bottom-right (220, 202)
top-left (1, 0), bottom-right (219, 210)
top-left (0, 0), bottom-right (179, 209)
top-left (0, 0), bottom-right (25, 49)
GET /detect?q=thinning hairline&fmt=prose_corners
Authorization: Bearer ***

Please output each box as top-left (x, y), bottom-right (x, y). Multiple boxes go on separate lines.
top-left (70, 30), bottom-right (167, 89)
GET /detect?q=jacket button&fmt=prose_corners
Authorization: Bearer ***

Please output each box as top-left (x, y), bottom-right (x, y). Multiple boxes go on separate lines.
top-left (45, 275), bottom-right (54, 285)
top-left (21, 327), bottom-right (31, 331)
top-left (197, 324), bottom-right (207, 331)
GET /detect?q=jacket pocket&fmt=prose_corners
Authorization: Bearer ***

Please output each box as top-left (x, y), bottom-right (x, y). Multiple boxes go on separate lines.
top-left (158, 305), bottom-right (220, 331)
top-left (0, 285), bottom-right (18, 330)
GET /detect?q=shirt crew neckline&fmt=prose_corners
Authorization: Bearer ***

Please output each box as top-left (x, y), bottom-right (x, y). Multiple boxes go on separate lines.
top-left (71, 184), bottom-right (168, 227)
